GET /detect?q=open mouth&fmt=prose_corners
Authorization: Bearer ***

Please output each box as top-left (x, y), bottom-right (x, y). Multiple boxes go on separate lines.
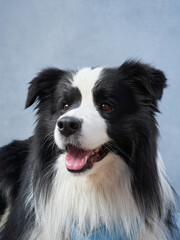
top-left (65, 144), bottom-right (109, 173)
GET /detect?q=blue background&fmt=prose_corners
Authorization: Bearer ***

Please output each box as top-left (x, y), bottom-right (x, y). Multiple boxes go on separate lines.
top-left (0, 0), bottom-right (179, 226)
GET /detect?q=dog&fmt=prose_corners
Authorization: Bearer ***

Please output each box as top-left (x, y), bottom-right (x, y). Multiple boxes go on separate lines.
top-left (0, 60), bottom-right (179, 239)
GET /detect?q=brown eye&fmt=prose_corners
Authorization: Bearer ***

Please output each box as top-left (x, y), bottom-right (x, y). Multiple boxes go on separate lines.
top-left (63, 104), bottom-right (70, 111)
top-left (101, 103), bottom-right (113, 111)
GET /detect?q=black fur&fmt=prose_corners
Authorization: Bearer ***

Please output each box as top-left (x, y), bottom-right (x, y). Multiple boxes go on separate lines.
top-left (0, 138), bottom-right (31, 219)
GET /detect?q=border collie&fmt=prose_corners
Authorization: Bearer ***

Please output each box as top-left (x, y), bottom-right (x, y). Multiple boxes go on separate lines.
top-left (0, 60), bottom-right (179, 240)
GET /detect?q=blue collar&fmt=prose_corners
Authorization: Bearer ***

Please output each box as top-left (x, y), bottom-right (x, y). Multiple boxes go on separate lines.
top-left (70, 224), bottom-right (137, 240)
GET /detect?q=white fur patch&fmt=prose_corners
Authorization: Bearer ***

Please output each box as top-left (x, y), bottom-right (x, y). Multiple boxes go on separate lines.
top-left (0, 207), bottom-right (10, 228)
top-left (29, 153), bottom-right (175, 240)
top-left (34, 153), bottom-right (140, 240)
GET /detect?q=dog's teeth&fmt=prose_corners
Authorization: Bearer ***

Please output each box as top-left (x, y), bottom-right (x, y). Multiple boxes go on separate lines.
top-left (85, 156), bottom-right (88, 162)
top-left (91, 151), bottom-right (96, 156)
top-left (95, 147), bottom-right (100, 153)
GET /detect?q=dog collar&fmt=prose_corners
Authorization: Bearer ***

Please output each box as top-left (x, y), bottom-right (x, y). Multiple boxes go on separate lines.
top-left (70, 224), bottom-right (137, 240)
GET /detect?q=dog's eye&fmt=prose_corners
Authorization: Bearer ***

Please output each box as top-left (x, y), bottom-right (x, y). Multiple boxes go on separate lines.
top-left (100, 103), bottom-right (113, 112)
top-left (63, 104), bottom-right (70, 111)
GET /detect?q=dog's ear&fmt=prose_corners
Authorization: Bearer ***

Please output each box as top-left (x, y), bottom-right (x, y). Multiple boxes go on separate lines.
top-left (25, 68), bottom-right (66, 109)
top-left (119, 60), bottom-right (167, 100)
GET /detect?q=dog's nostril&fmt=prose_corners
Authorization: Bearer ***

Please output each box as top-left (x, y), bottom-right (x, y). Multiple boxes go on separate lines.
top-left (70, 122), bottom-right (78, 130)
top-left (58, 121), bottom-right (64, 129)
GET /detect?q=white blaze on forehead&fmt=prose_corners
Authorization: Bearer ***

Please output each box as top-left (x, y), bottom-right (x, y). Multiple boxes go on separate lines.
top-left (72, 67), bottom-right (103, 100)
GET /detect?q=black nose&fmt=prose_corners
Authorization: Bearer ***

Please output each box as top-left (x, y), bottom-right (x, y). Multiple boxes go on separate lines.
top-left (57, 117), bottom-right (82, 137)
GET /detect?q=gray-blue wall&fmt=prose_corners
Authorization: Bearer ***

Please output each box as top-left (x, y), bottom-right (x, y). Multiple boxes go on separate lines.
top-left (0, 0), bottom-right (179, 202)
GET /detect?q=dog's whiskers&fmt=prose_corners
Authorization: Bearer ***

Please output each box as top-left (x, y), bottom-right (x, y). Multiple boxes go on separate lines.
top-left (107, 141), bottom-right (134, 163)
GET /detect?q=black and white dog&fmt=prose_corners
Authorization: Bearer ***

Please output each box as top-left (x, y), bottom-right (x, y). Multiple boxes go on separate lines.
top-left (0, 60), bottom-right (179, 239)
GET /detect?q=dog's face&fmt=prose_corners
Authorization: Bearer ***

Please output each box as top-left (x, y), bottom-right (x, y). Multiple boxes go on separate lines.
top-left (53, 66), bottom-right (140, 173)
top-left (25, 61), bottom-right (166, 175)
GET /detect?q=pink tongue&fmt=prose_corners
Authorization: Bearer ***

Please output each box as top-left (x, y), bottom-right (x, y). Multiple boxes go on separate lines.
top-left (65, 146), bottom-right (92, 171)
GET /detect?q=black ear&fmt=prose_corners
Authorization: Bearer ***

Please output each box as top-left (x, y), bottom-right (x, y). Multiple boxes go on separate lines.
top-left (25, 68), bottom-right (66, 109)
top-left (119, 60), bottom-right (167, 100)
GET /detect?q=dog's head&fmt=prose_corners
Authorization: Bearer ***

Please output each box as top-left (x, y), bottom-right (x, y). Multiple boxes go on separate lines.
top-left (25, 61), bottom-right (166, 178)
top-left (25, 60), bottom-right (168, 225)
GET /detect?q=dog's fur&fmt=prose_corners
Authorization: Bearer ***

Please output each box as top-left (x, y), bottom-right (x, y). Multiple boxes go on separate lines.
top-left (0, 60), bottom-right (179, 239)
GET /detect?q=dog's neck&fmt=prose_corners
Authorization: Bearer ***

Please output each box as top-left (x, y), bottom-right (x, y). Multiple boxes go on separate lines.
top-left (34, 152), bottom-right (140, 239)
